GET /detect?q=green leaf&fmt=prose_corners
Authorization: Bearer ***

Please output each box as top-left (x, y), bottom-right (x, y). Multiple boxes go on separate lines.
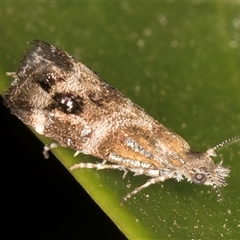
top-left (1, 2), bottom-right (240, 239)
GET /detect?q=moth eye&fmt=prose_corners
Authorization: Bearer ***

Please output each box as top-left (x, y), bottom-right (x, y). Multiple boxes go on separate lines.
top-left (192, 173), bottom-right (207, 185)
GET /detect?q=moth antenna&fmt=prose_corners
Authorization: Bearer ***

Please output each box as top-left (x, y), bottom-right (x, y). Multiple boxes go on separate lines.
top-left (207, 136), bottom-right (240, 156)
top-left (214, 184), bottom-right (222, 202)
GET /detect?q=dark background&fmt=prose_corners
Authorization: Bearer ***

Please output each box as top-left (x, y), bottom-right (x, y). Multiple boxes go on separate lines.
top-left (1, 97), bottom-right (126, 240)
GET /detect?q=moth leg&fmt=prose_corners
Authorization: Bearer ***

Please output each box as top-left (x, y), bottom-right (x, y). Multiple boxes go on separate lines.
top-left (122, 170), bottom-right (128, 179)
top-left (101, 160), bottom-right (107, 165)
top-left (74, 151), bottom-right (80, 157)
top-left (70, 162), bottom-right (126, 171)
top-left (43, 143), bottom-right (60, 159)
top-left (121, 174), bottom-right (172, 205)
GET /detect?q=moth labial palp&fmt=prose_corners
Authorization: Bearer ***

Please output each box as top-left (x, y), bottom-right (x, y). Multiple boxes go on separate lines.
top-left (3, 40), bottom-right (240, 204)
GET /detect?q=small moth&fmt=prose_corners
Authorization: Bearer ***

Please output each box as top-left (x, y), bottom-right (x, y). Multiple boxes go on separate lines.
top-left (4, 40), bottom-right (239, 204)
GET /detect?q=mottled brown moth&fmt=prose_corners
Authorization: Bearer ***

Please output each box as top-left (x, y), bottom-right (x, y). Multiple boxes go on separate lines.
top-left (4, 40), bottom-right (240, 204)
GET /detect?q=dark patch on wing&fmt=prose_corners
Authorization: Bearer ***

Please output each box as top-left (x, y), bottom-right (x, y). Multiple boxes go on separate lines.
top-left (34, 71), bottom-right (61, 93)
top-left (52, 92), bottom-right (84, 114)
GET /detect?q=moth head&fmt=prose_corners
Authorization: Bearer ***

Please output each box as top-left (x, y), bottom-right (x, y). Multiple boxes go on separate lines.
top-left (184, 136), bottom-right (240, 201)
top-left (190, 159), bottom-right (230, 187)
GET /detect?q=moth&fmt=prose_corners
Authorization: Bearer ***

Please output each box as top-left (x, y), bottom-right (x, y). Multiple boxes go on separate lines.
top-left (4, 40), bottom-right (239, 204)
